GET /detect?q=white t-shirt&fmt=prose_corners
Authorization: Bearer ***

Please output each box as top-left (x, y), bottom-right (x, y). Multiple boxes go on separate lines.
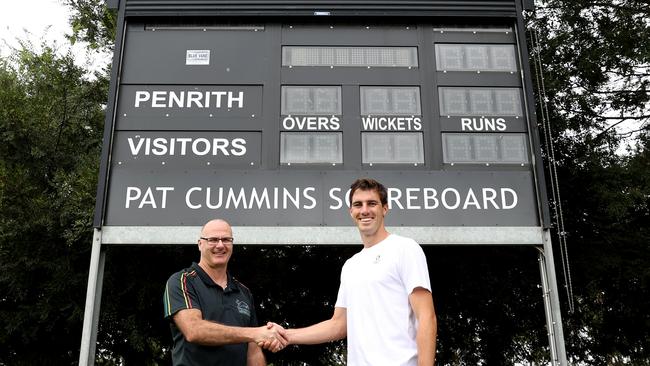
top-left (335, 234), bottom-right (432, 366)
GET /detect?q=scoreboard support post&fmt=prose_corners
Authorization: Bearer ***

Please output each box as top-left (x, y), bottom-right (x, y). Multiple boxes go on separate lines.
top-left (79, 229), bottom-right (106, 366)
top-left (539, 230), bottom-right (569, 366)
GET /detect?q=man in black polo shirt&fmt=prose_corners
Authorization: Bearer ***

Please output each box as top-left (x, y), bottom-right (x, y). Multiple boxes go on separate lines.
top-left (164, 219), bottom-right (287, 365)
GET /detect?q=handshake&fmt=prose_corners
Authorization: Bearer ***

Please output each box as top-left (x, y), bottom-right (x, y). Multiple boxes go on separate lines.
top-left (255, 322), bottom-right (290, 353)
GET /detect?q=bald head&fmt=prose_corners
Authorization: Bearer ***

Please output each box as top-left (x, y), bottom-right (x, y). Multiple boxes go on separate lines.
top-left (200, 219), bottom-right (232, 237)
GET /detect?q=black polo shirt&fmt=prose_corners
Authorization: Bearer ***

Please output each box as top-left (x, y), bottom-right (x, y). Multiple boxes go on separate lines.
top-left (163, 262), bottom-right (259, 366)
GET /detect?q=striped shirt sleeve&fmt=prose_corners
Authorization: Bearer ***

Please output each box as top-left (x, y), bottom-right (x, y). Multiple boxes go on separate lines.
top-left (163, 270), bottom-right (200, 318)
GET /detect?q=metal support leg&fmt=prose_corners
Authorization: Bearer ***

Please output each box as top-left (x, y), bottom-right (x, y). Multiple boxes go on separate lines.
top-left (538, 248), bottom-right (558, 364)
top-left (79, 228), bottom-right (106, 366)
top-left (537, 229), bottom-right (569, 365)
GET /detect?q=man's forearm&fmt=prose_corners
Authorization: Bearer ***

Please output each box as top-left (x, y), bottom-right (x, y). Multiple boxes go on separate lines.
top-left (187, 321), bottom-right (261, 345)
top-left (286, 319), bottom-right (346, 345)
top-left (416, 315), bottom-right (437, 365)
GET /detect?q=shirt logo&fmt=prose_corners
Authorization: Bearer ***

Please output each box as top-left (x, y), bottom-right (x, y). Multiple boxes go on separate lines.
top-left (373, 255), bottom-right (382, 264)
top-left (236, 299), bottom-right (251, 317)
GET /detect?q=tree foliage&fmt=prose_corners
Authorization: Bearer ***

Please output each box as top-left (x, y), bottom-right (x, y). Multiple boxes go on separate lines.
top-left (528, 0), bottom-right (650, 363)
top-left (0, 46), bottom-right (107, 364)
top-left (65, 0), bottom-right (117, 52)
top-left (530, 0), bottom-right (649, 144)
top-left (547, 139), bottom-right (650, 364)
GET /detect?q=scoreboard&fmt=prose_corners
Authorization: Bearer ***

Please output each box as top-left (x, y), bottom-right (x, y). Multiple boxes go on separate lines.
top-left (94, 1), bottom-right (550, 245)
top-left (81, 5), bottom-right (570, 364)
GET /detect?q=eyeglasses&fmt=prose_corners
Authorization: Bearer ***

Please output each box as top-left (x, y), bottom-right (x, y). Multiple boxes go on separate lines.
top-left (200, 237), bottom-right (234, 245)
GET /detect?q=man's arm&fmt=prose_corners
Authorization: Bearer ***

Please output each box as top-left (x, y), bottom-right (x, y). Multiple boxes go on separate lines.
top-left (173, 308), bottom-right (287, 351)
top-left (246, 342), bottom-right (266, 366)
top-left (409, 287), bottom-right (437, 366)
top-left (285, 307), bottom-right (347, 345)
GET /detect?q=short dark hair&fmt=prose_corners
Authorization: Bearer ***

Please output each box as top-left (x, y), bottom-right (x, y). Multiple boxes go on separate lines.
top-left (349, 178), bottom-right (388, 206)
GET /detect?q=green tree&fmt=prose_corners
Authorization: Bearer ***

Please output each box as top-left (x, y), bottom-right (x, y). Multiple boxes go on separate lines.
top-left (0, 46), bottom-right (107, 364)
top-left (65, 0), bottom-right (117, 51)
top-left (530, 0), bottom-right (649, 140)
top-left (529, 0), bottom-right (650, 363)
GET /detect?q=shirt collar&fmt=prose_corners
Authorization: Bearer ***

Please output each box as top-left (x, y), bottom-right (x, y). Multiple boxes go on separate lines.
top-left (191, 262), bottom-right (240, 293)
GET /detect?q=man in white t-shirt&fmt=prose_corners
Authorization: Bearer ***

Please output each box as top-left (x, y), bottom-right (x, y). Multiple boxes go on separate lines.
top-left (278, 178), bottom-right (437, 365)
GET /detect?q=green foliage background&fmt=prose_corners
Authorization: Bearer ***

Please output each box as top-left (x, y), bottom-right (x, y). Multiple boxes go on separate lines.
top-left (0, 47), bottom-right (107, 364)
top-left (0, 0), bottom-right (647, 365)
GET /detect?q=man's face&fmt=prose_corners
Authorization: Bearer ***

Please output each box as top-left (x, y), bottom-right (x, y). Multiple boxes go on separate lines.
top-left (349, 189), bottom-right (388, 237)
top-left (198, 220), bottom-right (233, 269)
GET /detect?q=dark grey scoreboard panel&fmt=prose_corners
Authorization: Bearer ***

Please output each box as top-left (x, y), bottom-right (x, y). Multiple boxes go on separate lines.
top-left (116, 85), bottom-right (263, 130)
top-left (104, 170), bottom-right (538, 227)
top-left (101, 19), bottom-right (545, 239)
top-left (120, 23), bottom-right (274, 85)
top-left (111, 131), bottom-right (262, 167)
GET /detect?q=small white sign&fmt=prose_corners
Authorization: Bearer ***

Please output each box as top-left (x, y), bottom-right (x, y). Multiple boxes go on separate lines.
top-left (186, 50), bottom-right (210, 65)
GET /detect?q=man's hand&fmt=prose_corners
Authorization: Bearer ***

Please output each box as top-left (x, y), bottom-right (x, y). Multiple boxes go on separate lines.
top-left (255, 322), bottom-right (287, 352)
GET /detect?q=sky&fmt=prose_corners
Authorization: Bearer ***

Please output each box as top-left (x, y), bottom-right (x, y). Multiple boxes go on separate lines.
top-left (0, 0), bottom-right (109, 68)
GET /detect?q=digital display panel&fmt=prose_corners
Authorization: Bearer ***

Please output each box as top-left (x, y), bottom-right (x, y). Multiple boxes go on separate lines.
top-left (362, 132), bottom-right (424, 164)
top-left (469, 89), bottom-right (493, 115)
top-left (435, 44), bottom-right (517, 72)
top-left (283, 46), bottom-right (418, 67)
top-left (493, 89), bottom-right (522, 115)
top-left (473, 134), bottom-right (500, 161)
top-left (439, 87), bottom-right (523, 116)
top-left (444, 134), bottom-right (473, 162)
top-left (466, 45), bottom-right (490, 70)
top-left (282, 86), bottom-right (342, 115)
top-left (443, 133), bottom-right (529, 164)
top-left (280, 132), bottom-right (343, 164)
top-left (360, 87), bottom-right (421, 115)
top-left (500, 134), bottom-right (529, 162)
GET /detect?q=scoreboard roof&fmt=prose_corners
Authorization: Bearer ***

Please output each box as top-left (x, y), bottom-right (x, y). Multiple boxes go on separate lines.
top-left (111, 0), bottom-right (531, 17)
